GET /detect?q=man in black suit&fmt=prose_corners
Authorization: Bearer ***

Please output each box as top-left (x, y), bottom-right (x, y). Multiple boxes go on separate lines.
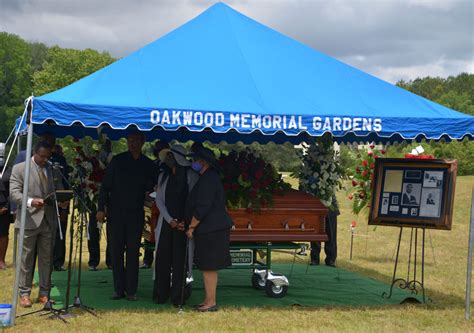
top-left (96, 131), bottom-right (155, 301)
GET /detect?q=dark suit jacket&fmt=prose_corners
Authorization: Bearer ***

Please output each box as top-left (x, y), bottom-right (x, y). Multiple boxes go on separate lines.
top-left (185, 168), bottom-right (232, 235)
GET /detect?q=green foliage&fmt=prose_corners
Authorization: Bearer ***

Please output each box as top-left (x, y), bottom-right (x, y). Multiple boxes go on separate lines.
top-left (33, 46), bottom-right (115, 96)
top-left (0, 32), bottom-right (32, 139)
top-left (397, 73), bottom-right (474, 115)
top-left (292, 135), bottom-right (347, 209)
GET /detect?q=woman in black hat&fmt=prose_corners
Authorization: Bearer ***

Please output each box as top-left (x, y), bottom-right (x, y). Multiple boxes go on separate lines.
top-left (185, 147), bottom-right (232, 312)
top-left (153, 144), bottom-right (198, 305)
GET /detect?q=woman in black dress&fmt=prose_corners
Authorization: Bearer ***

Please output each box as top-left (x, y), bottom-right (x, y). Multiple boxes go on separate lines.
top-left (185, 147), bottom-right (232, 312)
top-left (153, 144), bottom-right (197, 305)
top-left (0, 164), bottom-right (13, 270)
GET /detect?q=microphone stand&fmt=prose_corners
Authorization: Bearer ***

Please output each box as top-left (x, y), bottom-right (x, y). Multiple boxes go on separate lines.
top-left (46, 163), bottom-right (97, 317)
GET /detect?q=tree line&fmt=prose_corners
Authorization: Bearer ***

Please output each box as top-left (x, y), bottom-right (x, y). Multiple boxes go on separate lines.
top-left (1, 32), bottom-right (473, 174)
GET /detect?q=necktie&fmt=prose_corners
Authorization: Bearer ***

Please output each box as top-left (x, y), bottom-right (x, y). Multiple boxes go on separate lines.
top-left (38, 167), bottom-right (49, 197)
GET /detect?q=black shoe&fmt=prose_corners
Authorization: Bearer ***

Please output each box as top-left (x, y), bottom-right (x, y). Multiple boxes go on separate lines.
top-left (195, 305), bottom-right (218, 312)
top-left (310, 260), bottom-right (320, 266)
top-left (127, 294), bottom-right (138, 301)
top-left (88, 266), bottom-right (99, 271)
top-left (54, 266), bottom-right (66, 271)
top-left (140, 263), bottom-right (151, 269)
top-left (110, 292), bottom-right (125, 300)
top-left (325, 260), bottom-right (336, 267)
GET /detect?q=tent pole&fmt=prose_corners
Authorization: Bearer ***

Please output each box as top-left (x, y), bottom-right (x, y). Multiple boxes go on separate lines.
top-left (10, 99), bottom-right (34, 326)
top-left (466, 189), bottom-right (474, 320)
top-left (12, 135), bottom-right (22, 268)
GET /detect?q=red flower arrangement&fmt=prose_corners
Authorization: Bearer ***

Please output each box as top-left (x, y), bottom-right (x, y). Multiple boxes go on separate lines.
top-left (70, 139), bottom-right (107, 212)
top-left (348, 145), bottom-right (385, 215)
top-left (218, 150), bottom-right (290, 212)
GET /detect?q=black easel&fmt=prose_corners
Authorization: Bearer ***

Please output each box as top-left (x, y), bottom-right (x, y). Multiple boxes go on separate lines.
top-left (382, 226), bottom-right (430, 303)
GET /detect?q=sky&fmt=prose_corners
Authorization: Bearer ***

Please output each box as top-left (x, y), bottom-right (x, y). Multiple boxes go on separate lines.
top-left (0, 0), bottom-right (472, 83)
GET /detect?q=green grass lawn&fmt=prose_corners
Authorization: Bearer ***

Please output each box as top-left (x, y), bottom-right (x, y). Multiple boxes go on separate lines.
top-left (1, 176), bottom-right (473, 332)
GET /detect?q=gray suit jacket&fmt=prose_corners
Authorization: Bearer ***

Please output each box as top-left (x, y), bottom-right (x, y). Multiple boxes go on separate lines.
top-left (10, 159), bottom-right (63, 230)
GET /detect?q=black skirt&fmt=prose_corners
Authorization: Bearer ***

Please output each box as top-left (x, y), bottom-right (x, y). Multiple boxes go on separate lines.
top-left (0, 213), bottom-right (13, 237)
top-left (194, 228), bottom-right (231, 271)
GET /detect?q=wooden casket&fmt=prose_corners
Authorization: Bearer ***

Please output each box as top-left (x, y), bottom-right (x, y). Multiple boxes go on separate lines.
top-left (229, 189), bottom-right (328, 242)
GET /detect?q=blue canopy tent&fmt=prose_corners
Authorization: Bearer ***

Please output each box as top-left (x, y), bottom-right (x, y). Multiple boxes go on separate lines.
top-left (24, 2), bottom-right (473, 144)
top-left (10, 2), bottom-right (474, 324)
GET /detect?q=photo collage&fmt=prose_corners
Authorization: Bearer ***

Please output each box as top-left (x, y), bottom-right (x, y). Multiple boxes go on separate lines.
top-left (380, 169), bottom-right (444, 218)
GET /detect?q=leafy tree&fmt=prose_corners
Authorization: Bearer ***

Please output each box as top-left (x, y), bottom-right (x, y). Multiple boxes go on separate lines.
top-left (29, 42), bottom-right (49, 73)
top-left (0, 32), bottom-right (32, 140)
top-left (33, 46), bottom-right (115, 96)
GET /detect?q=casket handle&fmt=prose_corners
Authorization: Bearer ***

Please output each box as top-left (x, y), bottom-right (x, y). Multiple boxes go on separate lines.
top-left (247, 222), bottom-right (252, 230)
top-left (300, 222), bottom-right (305, 231)
top-left (284, 222), bottom-right (289, 230)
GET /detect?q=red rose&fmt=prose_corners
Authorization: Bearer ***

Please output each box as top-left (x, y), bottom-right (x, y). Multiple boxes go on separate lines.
top-left (255, 170), bottom-right (264, 180)
top-left (352, 180), bottom-right (358, 187)
top-left (362, 160), bottom-right (368, 167)
top-left (370, 144), bottom-right (375, 149)
top-left (368, 151), bottom-right (373, 157)
top-left (348, 194), bottom-right (353, 200)
top-left (362, 170), bottom-right (368, 177)
top-left (370, 163), bottom-right (375, 169)
top-left (381, 149), bottom-right (386, 154)
top-left (355, 167), bottom-right (361, 174)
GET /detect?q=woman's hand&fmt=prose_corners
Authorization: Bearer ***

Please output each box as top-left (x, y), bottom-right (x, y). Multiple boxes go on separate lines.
top-left (0, 207), bottom-right (8, 215)
top-left (176, 222), bottom-right (185, 231)
top-left (186, 227), bottom-right (194, 239)
top-left (170, 219), bottom-right (179, 229)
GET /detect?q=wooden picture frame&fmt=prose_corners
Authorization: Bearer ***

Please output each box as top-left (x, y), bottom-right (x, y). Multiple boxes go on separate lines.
top-left (369, 158), bottom-right (457, 230)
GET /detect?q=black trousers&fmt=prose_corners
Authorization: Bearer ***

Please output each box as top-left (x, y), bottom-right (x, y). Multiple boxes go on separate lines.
top-left (87, 213), bottom-right (112, 267)
top-left (153, 221), bottom-right (187, 304)
top-left (53, 208), bottom-right (68, 268)
top-left (109, 211), bottom-right (144, 296)
top-left (311, 213), bottom-right (338, 264)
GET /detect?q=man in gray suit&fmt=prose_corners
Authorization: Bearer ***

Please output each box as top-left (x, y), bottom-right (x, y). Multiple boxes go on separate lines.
top-left (10, 141), bottom-right (63, 307)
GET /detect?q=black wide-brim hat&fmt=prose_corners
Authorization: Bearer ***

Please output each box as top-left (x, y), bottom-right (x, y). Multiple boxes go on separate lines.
top-left (188, 147), bottom-right (220, 170)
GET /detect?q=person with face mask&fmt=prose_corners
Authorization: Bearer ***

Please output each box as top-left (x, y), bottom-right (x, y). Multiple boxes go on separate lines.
top-left (152, 144), bottom-right (198, 305)
top-left (185, 147), bottom-right (233, 312)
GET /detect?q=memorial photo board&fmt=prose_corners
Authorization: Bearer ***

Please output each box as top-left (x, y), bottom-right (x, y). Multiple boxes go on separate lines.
top-left (369, 158), bottom-right (457, 230)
